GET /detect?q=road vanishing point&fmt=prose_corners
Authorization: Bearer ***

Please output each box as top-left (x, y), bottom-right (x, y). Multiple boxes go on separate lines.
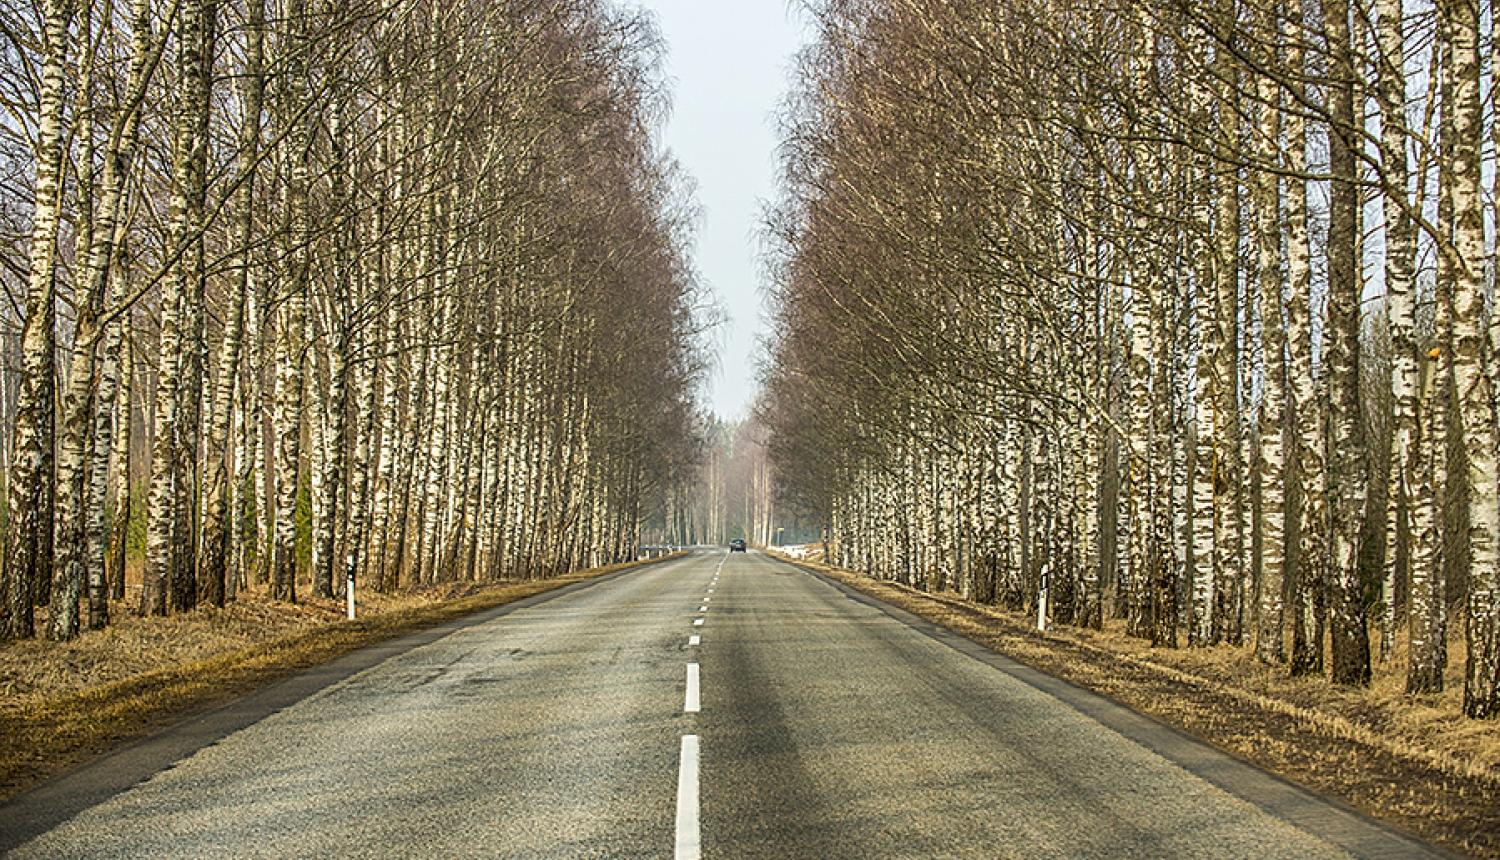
top-left (0, 551), bottom-right (1452, 859)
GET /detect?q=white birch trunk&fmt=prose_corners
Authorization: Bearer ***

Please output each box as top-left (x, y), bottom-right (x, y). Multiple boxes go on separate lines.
top-left (271, 0), bottom-right (311, 602)
top-left (143, 0), bottom-right (216, 616)
top-left (1285, 6), bottom-right (1326, 674)
top-left (108, 326), bottom-right (133, 604)
top-left (1441, 0), bottom-right (1500, 716)
top-left (4, 0), bottom-right (71, 638)
top-left (1410, 30), bottom-right (1456, 696)
top-left (1127, 270), bottom-right (1155, 639)
top-left (1255, 45), bottom-right (1287, 663)
top-left (1377, 0), bottom-right (1417, 665)
top-left (202, 0), bottom-right (263, 606)
top-left (1324, 0), bottom-right (1371, 686)
top-left (1192, 170), bottom-right (1219, 646)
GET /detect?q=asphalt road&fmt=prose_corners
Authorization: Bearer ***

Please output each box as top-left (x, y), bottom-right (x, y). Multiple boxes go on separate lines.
top-left (0, 550), bottom-right (1452, 859)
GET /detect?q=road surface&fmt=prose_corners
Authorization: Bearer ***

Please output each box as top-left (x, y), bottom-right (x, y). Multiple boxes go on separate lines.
top-left (0, 550), bottom-right (1450, 858)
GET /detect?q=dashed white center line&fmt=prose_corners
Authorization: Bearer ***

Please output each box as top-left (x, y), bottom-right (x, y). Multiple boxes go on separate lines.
top-left (675, 735), bottom-right (701, 860)
top-left (689, 634), bottom-right (700, 646)
top-left (685, 663), bottom-right (700, 713)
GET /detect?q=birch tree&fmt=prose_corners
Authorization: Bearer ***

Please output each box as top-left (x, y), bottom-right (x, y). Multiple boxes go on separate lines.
top-left (762, 0), bottom-right (1500, 717)
top-left (1438, 0), bottom-right (1500, 717)
top-left (3, 0), bottom-right (71, 639)
top-left (2, 0), bottom-right (706, 636)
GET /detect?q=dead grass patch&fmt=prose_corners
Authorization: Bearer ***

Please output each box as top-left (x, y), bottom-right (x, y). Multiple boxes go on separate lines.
top-left (792, 557), bottom-right (1500, 859)
top-left (0, 555), bottom-right (680, 802)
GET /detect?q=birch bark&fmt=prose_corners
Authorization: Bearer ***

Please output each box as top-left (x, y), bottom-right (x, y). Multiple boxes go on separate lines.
top-left (1440, 0), bottom-right (1500, 717)
top-left (1192, 166), bottom-right (1219, 646)
top-left (85, 9), bottom-right (154, 618)
top-left (1411, 27), bottom-right (1458, 695)
top-left (312, 95), bottom-right (354, 600)
top-left (1285, 2), bottom-right (1327, 674)
top-left (3, 0), bottom-right (71, 638)
top-left (169, 0), bottom-right (216, 613)
top-left (1324, 0), bottom-right (1372, 686)
top-left (1255, 37), bottom-right (1287, 663)
top-left (201, 0), bottom-right (264, 606)
top-left (143, 0), bottom-right (217, 616)
top-left (1377, 0), bottom-right (1417, 666)
top-left (108, 327), bottom-right (133, 603)
top-left (56, 0), bottom-right (164, 635)
top-left (271, 0), bottom-right (312, 603)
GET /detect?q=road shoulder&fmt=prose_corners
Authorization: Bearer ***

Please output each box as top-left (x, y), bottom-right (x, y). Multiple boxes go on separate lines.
top-left (778, 555), bottom-right (1491, 859)
top-left (0, 554), bottom-right (687, 851)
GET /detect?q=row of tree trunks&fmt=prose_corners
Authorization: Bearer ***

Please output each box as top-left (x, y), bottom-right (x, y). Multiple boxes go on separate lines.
top-left (0, 0), bottom-right (706, 644)
top-left (761, 0), bottom-right (1500, 717)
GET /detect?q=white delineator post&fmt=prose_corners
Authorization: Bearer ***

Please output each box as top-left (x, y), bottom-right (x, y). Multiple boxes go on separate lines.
top-left (1037, 563), bottom-right (1048, 632)
top-left (345, 554), bottom-right (356, 620)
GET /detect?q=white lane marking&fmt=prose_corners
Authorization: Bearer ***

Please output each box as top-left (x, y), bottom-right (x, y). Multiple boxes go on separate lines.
top-left (676, 735), bottom-right (701, 860)
top-left (693, 618), bottom-right (704, 626)
top-left (689, 634), bottom-right (700, 646)
top-left (685, 663), bottom-right (701, 713)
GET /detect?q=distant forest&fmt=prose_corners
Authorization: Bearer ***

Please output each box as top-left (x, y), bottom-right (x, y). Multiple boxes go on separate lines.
top-left (651, 417), bottom-right (785, 549)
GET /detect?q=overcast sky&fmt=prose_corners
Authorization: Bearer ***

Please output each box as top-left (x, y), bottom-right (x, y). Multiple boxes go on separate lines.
top-left (643, 1), bottom-right (810, 421)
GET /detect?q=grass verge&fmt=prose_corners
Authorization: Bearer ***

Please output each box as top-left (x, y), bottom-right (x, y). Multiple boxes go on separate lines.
top-left (786, 555), bottom-right (1500, 859)
top-left (0, 554), bottom-right (681, 802)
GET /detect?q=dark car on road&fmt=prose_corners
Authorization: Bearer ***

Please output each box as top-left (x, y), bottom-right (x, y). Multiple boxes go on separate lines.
top-left (729, 539), bottom-right (747, 553)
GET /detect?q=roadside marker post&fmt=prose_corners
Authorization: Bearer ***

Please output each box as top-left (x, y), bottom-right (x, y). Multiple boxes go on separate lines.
top-left (346, 555), bottom-right (357, 621)
top-left (1036, 562), bottom-right (1048, 632)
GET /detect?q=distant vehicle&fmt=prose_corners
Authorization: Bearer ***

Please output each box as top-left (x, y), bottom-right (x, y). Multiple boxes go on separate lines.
top-left (729, 539), bottom-right (747, 553)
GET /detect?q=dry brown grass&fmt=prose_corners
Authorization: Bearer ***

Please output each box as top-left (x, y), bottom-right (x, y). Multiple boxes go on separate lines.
top-left (0, 555), bottom-right (679, 802)
top-left (782, 554), bottom-right (1500, 858)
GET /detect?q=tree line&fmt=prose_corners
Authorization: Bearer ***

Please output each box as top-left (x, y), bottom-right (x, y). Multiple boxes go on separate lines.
top-left (0, 0), bottom-right (706, 642)
top-left (763, 0), bottom-right (1500, 718)
top-left (650, 415), bottom-right (776, 548)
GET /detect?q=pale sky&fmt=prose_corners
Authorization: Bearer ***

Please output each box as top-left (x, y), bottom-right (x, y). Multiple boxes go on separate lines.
top-left (643, 1), bottom-right (810, 420)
